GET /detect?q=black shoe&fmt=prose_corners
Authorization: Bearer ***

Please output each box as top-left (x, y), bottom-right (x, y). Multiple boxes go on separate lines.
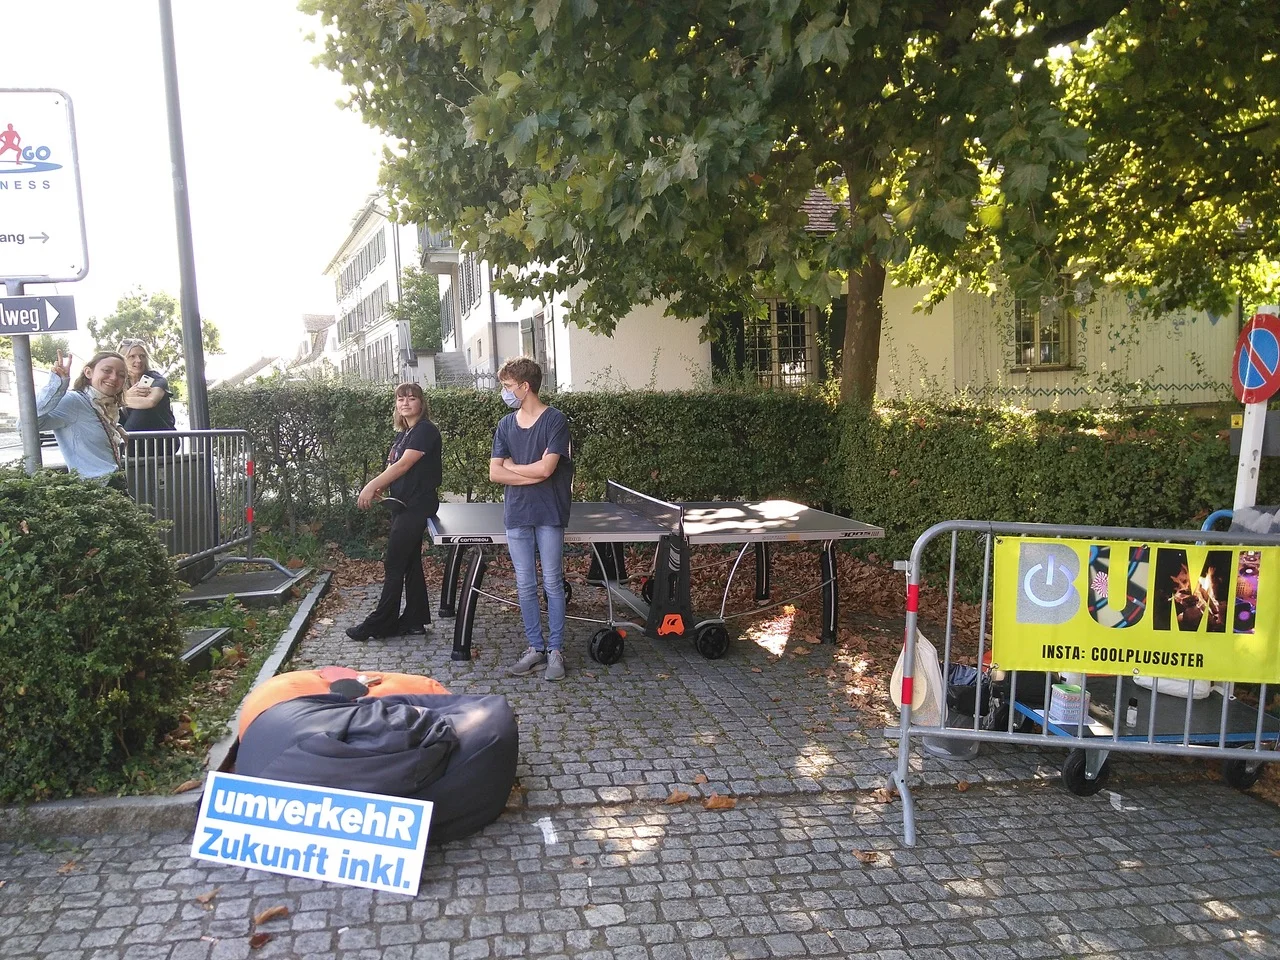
top-left (396, 621), bottom-right (427, 636)
top-left (346, 624), bottom-right (377, 642)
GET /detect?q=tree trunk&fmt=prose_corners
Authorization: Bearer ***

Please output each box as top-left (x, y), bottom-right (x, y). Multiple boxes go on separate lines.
top-left (840, 256), bottom-right (887, 402)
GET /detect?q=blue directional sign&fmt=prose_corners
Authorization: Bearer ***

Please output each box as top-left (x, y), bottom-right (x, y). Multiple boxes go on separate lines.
top-left (1233, 312), bottom-right (1280, 405)
top-left (0, 295), bottom-right (77, 336)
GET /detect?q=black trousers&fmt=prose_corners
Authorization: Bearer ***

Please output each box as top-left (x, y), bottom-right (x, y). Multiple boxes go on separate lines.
top-left (361, 507), bottom-right (431, 633)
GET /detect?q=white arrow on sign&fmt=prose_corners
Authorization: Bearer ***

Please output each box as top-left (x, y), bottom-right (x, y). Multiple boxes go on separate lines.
top-left (44, 300), bottom-right (60, 331)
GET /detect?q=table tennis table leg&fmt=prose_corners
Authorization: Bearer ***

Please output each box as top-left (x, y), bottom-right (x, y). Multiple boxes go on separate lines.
top-left (439, 544), bottom-right (464, 618)
top-left (452, 546), bottom-right (488, 661)
top-left (820, 541), bottom-right (838, 643)
top-left (754, 542), bottom-right (772, 602)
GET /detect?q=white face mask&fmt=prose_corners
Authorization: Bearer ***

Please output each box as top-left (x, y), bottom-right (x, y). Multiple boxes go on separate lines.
top-left (501, 387), bottom-right (522, 410)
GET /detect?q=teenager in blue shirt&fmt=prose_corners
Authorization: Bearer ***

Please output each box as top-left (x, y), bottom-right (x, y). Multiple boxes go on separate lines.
top-left (489, 357), bottom-right (573, 681)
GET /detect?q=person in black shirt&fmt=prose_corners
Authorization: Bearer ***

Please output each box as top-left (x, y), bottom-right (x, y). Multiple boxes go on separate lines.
top-left (119, 339), bottom-right (177, 456)
top-left (347, 382), bottom-right (443, 641)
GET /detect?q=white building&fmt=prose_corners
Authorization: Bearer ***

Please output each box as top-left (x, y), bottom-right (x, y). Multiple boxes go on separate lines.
top-left (324, 198), bottom-right (425, 384)
top-left (420, 228), bottom-right (712, 392)
top-left (289, 314), bottom-right (339, 377)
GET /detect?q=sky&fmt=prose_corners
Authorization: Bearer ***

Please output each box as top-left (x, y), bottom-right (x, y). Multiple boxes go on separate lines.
top-left (2, 2), bottom-right (390, 380)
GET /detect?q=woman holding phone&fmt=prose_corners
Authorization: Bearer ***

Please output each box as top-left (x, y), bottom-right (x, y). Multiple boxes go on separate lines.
top-left (118, 338), bottom-right (176, 454)
top-left (347, 382), bottom-right (443, 641)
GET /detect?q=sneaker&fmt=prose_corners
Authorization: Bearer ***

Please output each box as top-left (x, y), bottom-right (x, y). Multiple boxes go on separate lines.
top-left (544, 650), bottom-right (566, 682)
top-left (346, 623), bottom-right (376, 642)
top-left (395, 620), bottom-right (428, 636)
top-left (508, 647), bottom-right (547, 676)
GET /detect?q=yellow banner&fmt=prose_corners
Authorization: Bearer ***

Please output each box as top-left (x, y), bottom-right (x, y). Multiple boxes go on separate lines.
top-left (992, 536), bottom-right (1280, 683)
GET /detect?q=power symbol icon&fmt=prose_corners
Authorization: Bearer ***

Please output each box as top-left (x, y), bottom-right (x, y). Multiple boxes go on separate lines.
top-left (1023, 561), bottom-right (1076, 608)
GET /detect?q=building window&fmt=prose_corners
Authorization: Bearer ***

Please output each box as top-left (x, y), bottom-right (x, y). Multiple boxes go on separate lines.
top-left (1014, 299), bottom-right (1070, 368)
top-left (713, 300), bottom-right (817, 389)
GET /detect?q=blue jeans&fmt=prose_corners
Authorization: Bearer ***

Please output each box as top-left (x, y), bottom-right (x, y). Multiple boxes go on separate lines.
top-left (507, 525), bottom-right (566, 652)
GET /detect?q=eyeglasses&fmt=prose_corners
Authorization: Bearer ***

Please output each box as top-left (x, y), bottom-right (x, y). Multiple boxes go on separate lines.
top-left (118, 338), bottom-right (145, 349)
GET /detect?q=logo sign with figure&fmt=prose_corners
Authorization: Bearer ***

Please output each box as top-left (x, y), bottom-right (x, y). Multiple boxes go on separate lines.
top-left (0, 89), bottom-right (88, 283)
top-left (1232, 311), bottom-right (1280, 404)
top-left (992, 536), bottom-right (1280, 683)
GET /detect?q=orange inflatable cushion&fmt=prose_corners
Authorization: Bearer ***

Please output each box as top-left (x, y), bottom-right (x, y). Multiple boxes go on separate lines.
top-left (238, 666), bottom-right (449, 738)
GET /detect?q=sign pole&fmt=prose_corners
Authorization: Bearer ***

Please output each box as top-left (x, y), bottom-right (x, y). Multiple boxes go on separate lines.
top-left (158, 0), bottom-right (210, 430)
top-left (1234, 401), bottom-right (1266, 510)
top-left (5, 279), bottom-right (43, 475)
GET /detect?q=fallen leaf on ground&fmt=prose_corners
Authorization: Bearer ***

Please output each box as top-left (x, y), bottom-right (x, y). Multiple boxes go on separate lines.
top-left (254, 906), bottom-right (289, 925)
top-left (693, 774), bottom-right (708, 785)
top-left (194, 888), bottom-right (221, 905)
top-left (57, 860), bottom-right (78, 874)
top-left (173, 779), bottom-right (203, 795)
top-left (704, 793), bottom-right (737, 810)
top-left (871, 788), bottom-right (896, 804)
top-left (249, 933), bottom-right (272, 949)
top-left (573, 857), bottom-right (590, 866)
top-left (852, 849), bottom-right (880, 864)
top-left (664, 789), bottom-right (692, 805)
top-left (656, 674), bottom-right (670, 680)
top-left (956, 781), bottom-right (971, 793)
top-left (750, 667), bottom-right (763, 674)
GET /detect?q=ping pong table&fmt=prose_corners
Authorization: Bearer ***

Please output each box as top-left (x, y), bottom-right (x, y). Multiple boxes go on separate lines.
top-left (429, 481), bottom-right (883, 663)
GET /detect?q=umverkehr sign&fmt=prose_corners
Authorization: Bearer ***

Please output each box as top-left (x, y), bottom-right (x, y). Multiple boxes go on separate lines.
top-left (0, 89), bottom-right (89, 283)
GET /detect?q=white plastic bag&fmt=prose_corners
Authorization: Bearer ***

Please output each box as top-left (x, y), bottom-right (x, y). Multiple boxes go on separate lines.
top-left (1133, 675), bottom-right (1211, 699)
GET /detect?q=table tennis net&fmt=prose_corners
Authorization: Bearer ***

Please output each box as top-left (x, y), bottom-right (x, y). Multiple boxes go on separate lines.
top-left (606, 481), bottom-right (682, 530)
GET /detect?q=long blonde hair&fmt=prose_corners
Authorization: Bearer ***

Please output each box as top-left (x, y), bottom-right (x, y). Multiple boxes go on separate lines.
top-left (393, 382), bottom-right (430, 431)
top-left (119, 339), bottom-right (152, 388)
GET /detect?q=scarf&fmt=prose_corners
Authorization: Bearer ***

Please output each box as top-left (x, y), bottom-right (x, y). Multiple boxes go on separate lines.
top-left (85, 385), bottom-right (125, 467)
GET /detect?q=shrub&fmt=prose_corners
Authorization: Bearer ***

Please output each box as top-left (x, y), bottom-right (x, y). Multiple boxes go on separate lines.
top-left (210, 379), bottom-right (838, 536)
top-left (0, 469), bottom-right (186, 802)
top-left (833, 397), bottom-right (1255, 592)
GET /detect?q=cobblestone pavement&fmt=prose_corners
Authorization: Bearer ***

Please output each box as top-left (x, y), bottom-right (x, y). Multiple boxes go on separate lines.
top-left (4, 580), bottom-right (1280, 958)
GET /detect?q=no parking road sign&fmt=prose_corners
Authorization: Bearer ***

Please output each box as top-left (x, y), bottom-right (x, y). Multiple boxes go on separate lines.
top-left (1232, 311), bottom-right (1280, 404)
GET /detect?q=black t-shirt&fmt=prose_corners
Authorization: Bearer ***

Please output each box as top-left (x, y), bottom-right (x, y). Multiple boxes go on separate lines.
top-left (120, 369), bottom-right (176, 431)
top-left (387, 419), bottom-right (442, 515)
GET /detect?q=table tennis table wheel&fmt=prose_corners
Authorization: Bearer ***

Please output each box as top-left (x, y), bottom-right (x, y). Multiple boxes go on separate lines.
top-left (1060, 748), bottom-right (1111, 796)
top-left (1222, 747), bottom-right (1264, 790)
top-left (589, 628), bottom-right (625, 665)
top-left (695, 624), bottom-right (730, 660)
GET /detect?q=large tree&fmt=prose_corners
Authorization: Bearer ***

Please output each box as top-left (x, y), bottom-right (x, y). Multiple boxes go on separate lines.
top-left (88, 290), bottom-right (222, 397)
top-left (389, 265), bottom-right (444, 352)
top-left (303, 0), bottom-right (1280, 398)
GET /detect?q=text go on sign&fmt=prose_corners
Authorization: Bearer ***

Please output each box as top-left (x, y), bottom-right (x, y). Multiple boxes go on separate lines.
top-left (0, 89), bottom-right (89, 283)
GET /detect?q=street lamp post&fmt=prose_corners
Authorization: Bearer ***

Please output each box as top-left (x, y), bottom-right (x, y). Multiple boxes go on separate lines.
top-left (157, 0), bottom-right (209, 429)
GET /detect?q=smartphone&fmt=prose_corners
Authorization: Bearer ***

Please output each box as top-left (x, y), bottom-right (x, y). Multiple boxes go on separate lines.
top-left (137, 374), bottom-right (155, 389)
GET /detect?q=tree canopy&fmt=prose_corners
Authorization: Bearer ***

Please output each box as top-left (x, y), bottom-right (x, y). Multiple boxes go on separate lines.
top-left (88, 290), bottom-right (222, 397)
top-left (303, 0), bottom-right (1280, 397)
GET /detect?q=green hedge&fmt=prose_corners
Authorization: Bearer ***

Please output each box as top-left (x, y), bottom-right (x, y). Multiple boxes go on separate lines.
top-left (210, 378), bottom-right (837, 538)
top-left (211, 379), bottom-right (1257, 574)
top-left (834, 398), bottom-right (1258, 589)
top-left (0, 469), bottom-right (186, 802)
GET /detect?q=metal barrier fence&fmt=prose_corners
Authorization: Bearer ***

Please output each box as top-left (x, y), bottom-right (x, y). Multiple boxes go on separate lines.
top-left (122, 429), bottom-right (288, 582)
top-left (889, 520), bottom-right (1280, 846)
